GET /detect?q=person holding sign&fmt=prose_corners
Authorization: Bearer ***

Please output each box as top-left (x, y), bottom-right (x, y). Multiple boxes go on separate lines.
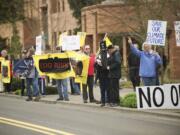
top-left (25, 48), bottom-right (40, 101)
top-left (1, 49), bottom-right (12, 93)
top-left (128, 37), bottom-right (162, 86)
top-left (82, 45), bottom-right (98, 103)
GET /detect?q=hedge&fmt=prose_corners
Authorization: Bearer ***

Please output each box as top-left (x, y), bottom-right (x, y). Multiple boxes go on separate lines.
top-left (120, 93), bottom-right (137, 108)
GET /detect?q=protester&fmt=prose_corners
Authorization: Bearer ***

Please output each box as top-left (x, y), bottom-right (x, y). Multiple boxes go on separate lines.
top-left (25, 48), bottom-right (40, 101)
top-left (107, 45), bottom-right (121, 107)
top-left (82, 45), bottom-right (97, 103)
top-left (55, 46), bottom-right (69, 101)
top-left (128, 37), bottom-right (162, 86)
top-left (95, 41), bottom-right (110, 107)
top-left (1, 49), bottom-right (12, 93)
top-left (128, 44), bottom-right (140, 91)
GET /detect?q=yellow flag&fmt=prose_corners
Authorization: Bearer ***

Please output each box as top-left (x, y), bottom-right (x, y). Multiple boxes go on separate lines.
top-left (58, 32), bottom-right (68, 47)
top-left (77, 32), bottom-right (86, 47)
top-left (104, 36), bottom-right (112, 47)
top-left (1, 60), bottom-right (11, 83)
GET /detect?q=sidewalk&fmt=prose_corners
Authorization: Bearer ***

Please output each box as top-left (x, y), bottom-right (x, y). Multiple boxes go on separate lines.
top-left (0, 87), bottom-right (180, 120)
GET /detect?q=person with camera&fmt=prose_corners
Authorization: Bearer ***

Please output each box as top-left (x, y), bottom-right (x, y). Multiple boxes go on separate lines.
top-left (95, 41), bottom-right (110, 107)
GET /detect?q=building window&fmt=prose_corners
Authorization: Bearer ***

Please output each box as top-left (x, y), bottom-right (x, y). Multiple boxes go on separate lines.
top-left (62, 0), bottom-right (65, 11)
top-left (58, 1), bottom-right (61, 12)
top-left (53, 32), bottom-right (57, 46)
top-left (51, 0), bottom-right (58, 13)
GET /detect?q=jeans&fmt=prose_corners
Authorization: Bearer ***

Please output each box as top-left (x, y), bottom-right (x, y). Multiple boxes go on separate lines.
top-left (99, 77), bottom-right (109, 104)
top-left (142, 77), bottom-right (156, 86)
top-left (70, 78), bottom-right (80, 94)
top-left (38, 78), bottom-right (46, 95)
top-left (21, 79), bottom-right (25, 96)
top-left (73, 82), bottom-right (80, 94)
top-left (56, 79), bottom-right (69, 99)
top-left (26, 78), bottom-right (40, 97)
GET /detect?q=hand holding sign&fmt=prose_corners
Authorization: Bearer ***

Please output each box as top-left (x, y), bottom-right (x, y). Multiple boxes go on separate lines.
top-left (128, 37), bottom-right (132, 45)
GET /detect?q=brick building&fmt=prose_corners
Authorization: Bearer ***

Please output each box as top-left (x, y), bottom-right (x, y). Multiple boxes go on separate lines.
top-left (39, 0), bottom-right (78, 50)
top-left (81, 1), bottom-right (180, 79)
top-left (0, 0), bottom-right (78, 51)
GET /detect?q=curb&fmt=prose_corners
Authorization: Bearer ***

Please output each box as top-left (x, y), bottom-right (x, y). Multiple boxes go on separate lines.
top-left (1, 93), bottom-right (180, 120)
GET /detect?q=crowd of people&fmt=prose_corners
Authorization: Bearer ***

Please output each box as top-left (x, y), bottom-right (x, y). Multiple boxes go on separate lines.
top-left (0, 37), bottom-right (165, 107)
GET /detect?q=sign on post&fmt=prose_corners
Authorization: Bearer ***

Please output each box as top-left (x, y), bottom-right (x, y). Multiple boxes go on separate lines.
top-left (136, 84), bottom-right (180, 109)
top-left (146, 20), bottom-right (167, 46)
top-left (62, 35), bottom-right (80, 51)
top-left (36, 35), bottom-right (44, 55)
top-left (174, 21), bottom-right (180, 46)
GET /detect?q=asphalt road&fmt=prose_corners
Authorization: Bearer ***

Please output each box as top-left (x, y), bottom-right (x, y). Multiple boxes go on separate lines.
top-left (0, 96), bottom-right (180, 135)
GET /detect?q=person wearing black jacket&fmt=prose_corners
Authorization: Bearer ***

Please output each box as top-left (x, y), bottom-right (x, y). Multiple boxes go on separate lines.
top-left (128, 44), bottom-right (140, 91)
top-left (107, 45), bottom-right (121, 107)
top-left (95, 54), bottom-right (109, 106)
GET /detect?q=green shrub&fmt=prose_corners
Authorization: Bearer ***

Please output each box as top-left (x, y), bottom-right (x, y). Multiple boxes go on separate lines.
top-left (14, 89), bottom-right (26, 96)
top-left (120, 93), bottom-right (137, 108)
top-left (45, 86), bottom-right (57, 95)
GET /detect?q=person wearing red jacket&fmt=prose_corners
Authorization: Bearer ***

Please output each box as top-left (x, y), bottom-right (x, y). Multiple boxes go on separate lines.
top-left (82, 45), bottom-right (98, 103)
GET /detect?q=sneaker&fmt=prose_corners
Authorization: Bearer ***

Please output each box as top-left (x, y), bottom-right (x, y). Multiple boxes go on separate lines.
top-left (64, 98), bottom-right (69, 101)
top-left (83, 100), bottom-right (88, 103)
top-left (34, 96), bottom-right (41, 102)
top-left (110, 103), bottom-right (119, 107)
top-left (56, 97), bottom-right (64, 101)
top-left (90, 99), bottom-right (99, 103)
top-left (26, 97), bottom-right (32, 101)
top-left (100, 104), bottom-right (105, 107)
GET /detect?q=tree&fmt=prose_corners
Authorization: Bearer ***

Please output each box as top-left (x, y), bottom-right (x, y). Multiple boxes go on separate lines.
top-left (0, 0), bottom-right (24, 24)
top-left (0, 0), bottom-right (24, 57)
top-left (68, 0), bottom-right (105, 32)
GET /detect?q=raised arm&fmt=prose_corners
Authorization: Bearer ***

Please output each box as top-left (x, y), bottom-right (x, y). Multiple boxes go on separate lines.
top-left (128, 37), bottom-right (141, 57)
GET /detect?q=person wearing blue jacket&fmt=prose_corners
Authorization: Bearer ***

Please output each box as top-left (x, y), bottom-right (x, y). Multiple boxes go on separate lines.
top-left (128, 37), bottom-right (162, 86)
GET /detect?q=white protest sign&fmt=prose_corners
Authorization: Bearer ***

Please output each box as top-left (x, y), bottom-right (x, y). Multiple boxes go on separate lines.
top-left (62, 35), bottom-right (80, 51)
top-left (35, 35), bottom-right (43, 55)
top-left (146, 20), bottom-right (167, 46)
top-left (136, 84), bottom-right (180, 109)
top-left (174, 21), bottom-right (180, 46)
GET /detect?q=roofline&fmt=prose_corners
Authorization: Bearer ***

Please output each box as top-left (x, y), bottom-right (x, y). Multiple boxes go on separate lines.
top-left (81, 3), bottom-right (130, 12)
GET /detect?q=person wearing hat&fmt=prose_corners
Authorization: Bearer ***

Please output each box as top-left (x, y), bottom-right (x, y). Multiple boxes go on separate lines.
top-left (107, 44), bottom-right (121, 107)
top-left (95, 40), bottom-right (110, 107)
top-left (127, 43), bottom-right (140, 91)
top-left (128, 37), bottom-right (162, 86)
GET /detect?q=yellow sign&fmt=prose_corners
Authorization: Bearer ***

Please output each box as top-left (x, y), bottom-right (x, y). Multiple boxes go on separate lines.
top-left (1, 60), bottom-right (11, 83)
top-left (77, 32), bottom-right (86, 47)
top-left (33, 52), bottom-right (89, 84)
